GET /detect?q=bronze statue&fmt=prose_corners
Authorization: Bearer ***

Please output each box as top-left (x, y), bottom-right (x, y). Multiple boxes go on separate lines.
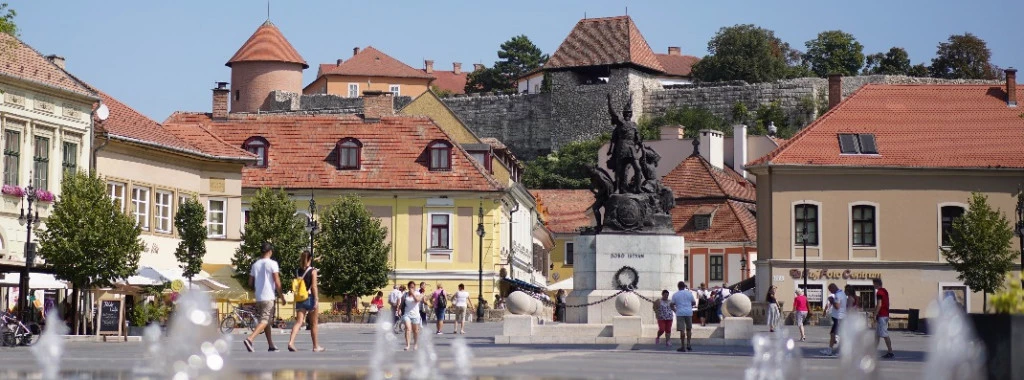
top-left (588, 166), bottom-right (614, 232)
top-left (606, 94), bottom-right (643, 194)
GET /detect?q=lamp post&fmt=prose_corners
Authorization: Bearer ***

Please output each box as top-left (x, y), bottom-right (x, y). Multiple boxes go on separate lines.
top-left (740, 255), bottom-right (747, 280)
top-left (476, 205), bottom-right (486, 320)
top-left (801, 226), bottom-right (809, 295)
top-left (304, 191), bottom-right (318, 259)
top-left (1015, 189), bottom-right (1024, 289)
top-left (17, 181), bottom-right (40, 322)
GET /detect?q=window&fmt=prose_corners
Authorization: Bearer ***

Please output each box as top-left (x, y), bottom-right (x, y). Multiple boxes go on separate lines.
top-left (684, 253), bottom-right (689, 282)
top-left (3, 130), bottom-right (19, 186)
top-left (794, 204), bottom-right (819, 245)
top-left (429, 214), bottom-right (450, 249)
top-left (709, 255), bottom-right (724, 281)
top-left (107, 182), bottom-right (126, 211)
top-left (207, 199), bottom-right (226, 237)
top-left (337, 138), bottom-right (361, 170)
top-left (848, 285), bottom-right (877, 309)
top-left (178, 194), bottom-right (192, 208)
top-left (131, 187), bottom-right (150, 230)
top-left (851, 205), bottom-right (876, 246)
top-left (564, 242), bottom-right (574, 265)
top-left (428, 141), bottom-right (451, 171)
top-left (234, 90), bottom-right (240, 101)
top-left (389, 85), bottom-right (400, 96)
top-left (798, 284), bottom-right (825, 311)
top-left (62, 142), bottom-right (77, 173)
top-left (838, 133), bottom-right (878, 154)
top-left (694, 215), bottom-right (712, 231)
top-left (155, 191), bottom-right (173, 233)
top-left (940, 206), bottom-right (966, 247)
top-left (468, 150), bottom-right (491, 172)
top-left (348, 83), bottom-right (359, 98)
top-left (940, 284), bottom-right (968, 311)
top-left (242, 137), bottom-right (269, 167)
top-left (33, 136), bottom-right (49, 190)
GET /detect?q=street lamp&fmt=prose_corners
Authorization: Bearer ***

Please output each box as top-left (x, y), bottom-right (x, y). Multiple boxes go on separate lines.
top-left (304, 191), bottom-right (318, 259)
top-left (17, 180), bottom-right (40, 322)
top-left (739, 255), bottom-right (747, 280)
top-left (476, 204), bottom-right (486, 320)
top-left (1015, 189), bottom-right (1024, 289)
top-left (801, 226), bottom-right (809, 295)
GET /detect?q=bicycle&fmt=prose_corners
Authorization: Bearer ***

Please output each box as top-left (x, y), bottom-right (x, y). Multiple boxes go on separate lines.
top-left (219, 306), bottom-right (257, 334)
top-left (1, 312), bottom-right (35, 347)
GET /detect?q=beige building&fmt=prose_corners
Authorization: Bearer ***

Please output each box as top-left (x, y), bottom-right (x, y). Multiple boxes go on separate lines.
top-left (748, 73), bottom-right (1024, 316)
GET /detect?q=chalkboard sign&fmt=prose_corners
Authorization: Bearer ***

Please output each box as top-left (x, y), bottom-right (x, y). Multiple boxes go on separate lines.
top-left (97, 299), bottom-right (124, 336)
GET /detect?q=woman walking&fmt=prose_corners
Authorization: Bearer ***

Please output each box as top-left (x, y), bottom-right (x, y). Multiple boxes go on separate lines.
top-left (766, 285), bottom-right (780, 333)
top-left (653, 290), bottom-right (674, 346)
top-left (452, 284), bottom-right (472, 334)
top-left (792, 289), bottom-right (809, 341)
top-left (287, 250), bottom-right (324, 352)
top-left (554, 290), bottom-right (567, 322)
top-left (401, 280), bottom-right (424, 351)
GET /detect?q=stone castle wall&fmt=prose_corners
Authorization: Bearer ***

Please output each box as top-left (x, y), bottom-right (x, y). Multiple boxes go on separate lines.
top-left (440, 92), bottom-right (554, 160)
top-left (261, 91), bottom-right (412, 114)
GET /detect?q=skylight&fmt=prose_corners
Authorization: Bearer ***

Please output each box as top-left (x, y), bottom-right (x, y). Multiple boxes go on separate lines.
top-left (838, 133), bottom-right (878, 155)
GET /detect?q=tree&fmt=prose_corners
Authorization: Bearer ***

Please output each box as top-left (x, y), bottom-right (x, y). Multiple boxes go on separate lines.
top-left (37, 171), bottom-right (143, 333)
top-left (943, 192), bottom-right (1016, 312)
top-left (466, 35), bottom-right (548, 94)
top-left (908, 64), bottom-right (930, 77)
top-left (231, 188), bottom-right (308, 291)
top-left (173, 198), bottom-right (206, 288)
top-left (690, 24), bottom-right (793, 83)
top-left (0, 3), bottom-right (16, 36)
top-left (639, 106), bottom-right (727, 140)
top-left (863, 47), bottom-right (912, 75)
top-left (929, 33), bottom-right (997, 80)
top-left (803, 30), bottom-right (865, 77)
top-left (464, 66), bottom-right (504, 94)
top-left (522, 134), bottom-right (610, 189)
top-left (315, 195), bottom-right (391, 298)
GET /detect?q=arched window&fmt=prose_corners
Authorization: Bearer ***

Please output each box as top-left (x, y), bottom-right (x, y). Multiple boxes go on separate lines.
top-left (428, 141), bottom-right (451, 171)
top-left (338, 138), bottom-right (362, 170)
top-left (242, 137), bottom-right (269, 167)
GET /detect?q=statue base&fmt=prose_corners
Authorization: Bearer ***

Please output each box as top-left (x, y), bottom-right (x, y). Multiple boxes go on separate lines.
top-left (600, 193), bottom-right (674, 234)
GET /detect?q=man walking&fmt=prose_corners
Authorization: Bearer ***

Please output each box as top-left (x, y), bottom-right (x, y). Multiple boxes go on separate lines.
top-left (670, 281), bottom-right (696, 352)
top-left (388, 285), bottom-right (402, 321)
top-left (822, 283), bottom-right (847, 356)
top-left (244, 242), bottom-right (286, 352)
top-left (874, 278), bottom-right (895, 359)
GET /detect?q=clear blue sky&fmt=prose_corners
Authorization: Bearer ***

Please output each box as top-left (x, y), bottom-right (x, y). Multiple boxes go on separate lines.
top-left (12, 0), bottom-right (1022, 121)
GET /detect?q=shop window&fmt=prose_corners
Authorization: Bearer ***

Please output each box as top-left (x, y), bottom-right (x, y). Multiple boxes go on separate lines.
top-left (798, 284), bottom-right (825, 311)
top-left (709, 255), bottom-right (723, 281)
top-left (848, 285), bottom-right (877, 309)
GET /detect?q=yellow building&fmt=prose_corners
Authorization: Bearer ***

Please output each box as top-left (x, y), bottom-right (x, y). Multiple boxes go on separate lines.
top-left (304, 47), bottom-right (434, 98)
top-left (530, 190), bottom-right (593, 290)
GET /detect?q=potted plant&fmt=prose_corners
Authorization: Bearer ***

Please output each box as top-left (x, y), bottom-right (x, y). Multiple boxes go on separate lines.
top-left (127, 302), bottom-right (150, 336)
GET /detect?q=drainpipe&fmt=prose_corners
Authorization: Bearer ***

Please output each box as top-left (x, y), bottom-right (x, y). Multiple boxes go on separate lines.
top-left (89, 99), bottom-right (107, 174)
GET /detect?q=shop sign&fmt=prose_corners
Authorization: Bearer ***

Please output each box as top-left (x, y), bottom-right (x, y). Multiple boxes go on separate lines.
top-left (789, 269), bottom-right (880, 281)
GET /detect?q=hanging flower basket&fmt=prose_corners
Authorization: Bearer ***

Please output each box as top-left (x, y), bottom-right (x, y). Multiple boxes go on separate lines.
top-left (35, 189), bottom-right (55, 202)
top-left (1, 185), bottom-right (24, 197)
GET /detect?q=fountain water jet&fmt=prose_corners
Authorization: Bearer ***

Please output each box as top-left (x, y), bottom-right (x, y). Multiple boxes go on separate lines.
top-left (30, 310), bottom-right (68, 380)
top-left (408, 323), bottom-right (440, 380)
top-left (744, 329), bottom-right (803, 380)
top-left (838, 311), bottom-right (879, 380)
top-left (368, 310), bottom-right (399, 380)
top-left (451, 336), bottom-right (473, 380)
top-left (922, 297), bottom-right (986, 380)
top-left (159, 290), bottom-right (236, 379)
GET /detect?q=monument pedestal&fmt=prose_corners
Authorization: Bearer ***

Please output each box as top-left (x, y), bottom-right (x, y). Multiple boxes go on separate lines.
top-left (565, 233), bottom-right (685, 324)
top-left (723, 317), bottom-right (754, 340)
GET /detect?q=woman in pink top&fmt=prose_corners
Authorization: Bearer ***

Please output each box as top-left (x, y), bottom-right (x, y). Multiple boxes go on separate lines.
top-left (792, 289), bottom-right (809, 342)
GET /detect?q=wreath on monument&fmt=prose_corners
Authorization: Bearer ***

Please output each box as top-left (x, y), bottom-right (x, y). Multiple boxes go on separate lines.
top-left (613, 266), bottom-right (640, 290)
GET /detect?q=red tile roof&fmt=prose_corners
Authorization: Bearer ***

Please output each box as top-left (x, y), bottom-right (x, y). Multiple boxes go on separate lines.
top-left (672, 199), bottom-right (756, 243)
top-left (0, 33), bottom-right (94, 98)
top-left (545, 16), bottom-right (664, 73)
top-left (226, 21), bottom-right (308, 68)
top-left (531, 189), bottom-right (593, 234)
top-left (317, 47), bottom-right (433, 79)
top-left (428, 70), bottom-right (468, 95)
top-left (163, 112), bottom-right (503, 192)
top-left (662, 153), bottom-right (756, 202)
top-left (654, 53), bottom-right (700, 77)
top-left (749, 84), bottom-right (1024, 169)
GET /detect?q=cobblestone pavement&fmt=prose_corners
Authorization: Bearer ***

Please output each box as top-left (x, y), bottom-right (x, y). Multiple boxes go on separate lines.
top-left (0, 322), bottom-right (930, 379)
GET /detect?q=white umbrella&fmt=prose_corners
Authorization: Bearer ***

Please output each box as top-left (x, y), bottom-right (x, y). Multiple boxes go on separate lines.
top-left (547, 277), bottom-right (573, 291)
top-left (0, 273), bottom-right (68, 289)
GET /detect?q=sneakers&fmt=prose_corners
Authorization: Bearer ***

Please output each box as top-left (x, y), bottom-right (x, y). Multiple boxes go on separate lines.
top-left (243, 339), bottom-right (254, 352)
top-left (820, 349), bottom-right (835, 356)
top-left (686, 346), bottom-right (693, 351)
top-left (881, 352), bottom-right (895, 359)
top-left (268, 347), bottom-right (280, 352)
top-left (676, 347), bottom-right (686, 352)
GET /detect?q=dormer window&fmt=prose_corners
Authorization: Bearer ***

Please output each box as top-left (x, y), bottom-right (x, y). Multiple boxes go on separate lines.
top-left (338, 138), bottom-right (362, 170)
top-left (243, 136), bottom-right (269, 167)
top-left (838, 133), bottom-right (878, 155)
top-left (694, 214), bottom-right (712, 230)
top-left (429, 141), bottom-right (452, 171)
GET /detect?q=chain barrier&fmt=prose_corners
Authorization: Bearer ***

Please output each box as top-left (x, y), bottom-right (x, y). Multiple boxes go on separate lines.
top-left (522, 288), bottom-right (666, 309)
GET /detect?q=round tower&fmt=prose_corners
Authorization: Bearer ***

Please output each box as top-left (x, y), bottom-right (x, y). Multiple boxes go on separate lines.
top-left (226, 21), bottom-right (307, 113)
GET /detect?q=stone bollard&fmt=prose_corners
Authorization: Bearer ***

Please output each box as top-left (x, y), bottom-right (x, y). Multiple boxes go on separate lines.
top-left (615, 292), bottom-right (641, 316)
top-left (506, 291), bottom-right (539, 316)
top-left (722, 293), bottom-right (752, 318)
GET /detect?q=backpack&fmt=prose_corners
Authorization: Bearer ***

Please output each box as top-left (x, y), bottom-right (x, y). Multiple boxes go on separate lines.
top-left (436, 290), bottom-right (447, 309)
top-left (292, 267), bottom-right (313, 302)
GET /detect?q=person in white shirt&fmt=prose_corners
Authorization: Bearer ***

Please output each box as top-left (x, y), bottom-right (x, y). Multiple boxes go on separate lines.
top-left (400, 281), bottom-right (424, 351)
top-left (823, 283), bottom-right (848, 356)
top-left (669, 281), bottom-right (696, 352)
top-left (452, 283), bottom-right (472, 334)
top-left (243, 242), bottom-right (286, 353)
top-left (388, 285), bottom-right (402, 320)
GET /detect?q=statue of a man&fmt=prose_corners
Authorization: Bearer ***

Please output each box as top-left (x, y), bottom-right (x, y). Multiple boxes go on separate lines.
top-left (606, 94), bottom-right (643, 194)
top-left (587, 166), bottom-right (614, 232)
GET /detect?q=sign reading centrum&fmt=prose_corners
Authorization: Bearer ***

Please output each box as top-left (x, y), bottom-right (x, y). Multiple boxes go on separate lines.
top-left (610, 253), bottom-right (646, 259)
top-left (790, 269), bottom-right (881, 280)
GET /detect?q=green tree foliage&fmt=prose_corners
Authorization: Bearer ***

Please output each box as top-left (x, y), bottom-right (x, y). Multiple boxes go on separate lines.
top-left (691, 24), bottom-right (795, 83)
top-left (638, 106), bottom-right (727, 139)
top-left (173, 198), bottom-right (207, 285)
top-left (522, 134), bottom-right (610, 189)
top-left (753, 101), bottom-right (796, 138)
top-left (908, 64), bottom-right (930, 77)
top-left (943, 193), bottom-right (1016, 308)
top-left (315, 195), bottom-right (391, 298)
top-left (0, 3), bottom-right (17, 36)
top-left (430, 85), bottom-right (453, 98)
top-left (232, 188), bottom-right (308, 290)
top-left (466, 35), bottom-right (548, 93)
top-left (803, 30), bottom-right (865, 77)
top-left (862, 47), bottom-right (912, 75)
top-left (929, 33), bottom-right (998, 80)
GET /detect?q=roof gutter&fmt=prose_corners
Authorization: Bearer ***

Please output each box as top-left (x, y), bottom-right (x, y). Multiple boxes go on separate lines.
top-left (745, 162), bottom-right (1024, 173)
top-left (106, 134), bottom-right (256, 164)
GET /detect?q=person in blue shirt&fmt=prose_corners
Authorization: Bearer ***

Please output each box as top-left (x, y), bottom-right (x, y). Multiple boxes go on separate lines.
top-left (670, 281), bottom-right (696, 352)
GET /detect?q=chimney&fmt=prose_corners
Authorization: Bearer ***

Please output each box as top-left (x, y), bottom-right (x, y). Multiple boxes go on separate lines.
top-left (45, 54), bottom-right (65, 70)
top-left (667, 47), bottom-right (681, 56)
top-left (698, 129), bottom-right (724, 170)
top-left (425, 60), bottom-right (434, 74)
top-left (336, 59), bottom-right (343, 65)
top-left (659, 125), bottom-right (683, 140)
top-left (353, 47), bottom-right (361, 57)
top-left (1006, 68), bottom-right (1018, 107)
top-left (828, 74), bottom-right (842, 109)
top-left (362, 90), bottom-right (394, 121)
top-left (453, 62), bottom-right (462, 75)
top-left (733, 124), bottom-right (748, 179)
top-left (473, 63), bottom-right (485, 72)
top-left (212, 82), bottom-right (230, 119)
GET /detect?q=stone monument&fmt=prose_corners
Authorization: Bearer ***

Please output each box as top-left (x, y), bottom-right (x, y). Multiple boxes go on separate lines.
top-left (565, 94), bottom-right (686, 324)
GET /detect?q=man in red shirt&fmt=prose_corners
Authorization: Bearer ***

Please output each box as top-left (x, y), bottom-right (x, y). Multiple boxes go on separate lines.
top-left (873, 278), bottom-right (894, 359)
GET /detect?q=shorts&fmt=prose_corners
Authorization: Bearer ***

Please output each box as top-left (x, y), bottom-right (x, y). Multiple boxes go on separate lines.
top-left (255, 301), bottom-right (275, 323)
top-left (876, 316), bottom-right (889, 338)
top-left (657, 319), bottom-right (673, 333)
top-left (676, 316), bottom-right (693, 331)
top-left (830, 317), bottom-right (840, 335)
top-left (295, 296), bottom-right (316, 311)
top-left (435, 307), bottom-right (446, 321)
top-left (402, 312), bottom-right (422, 325)
top-left (454, 306), bottom-right (467, 322)
top-left (795, 311), bottom-right (808, 326)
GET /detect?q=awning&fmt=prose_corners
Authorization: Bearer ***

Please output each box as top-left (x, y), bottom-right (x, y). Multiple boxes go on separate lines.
top-left (203, 264), bottom-right (252, 302)
top-left (0, 273), bottom-right (69, 289)
top-left (547, 277), bottom-right (573, 290)
top-left (501, 277), bottom-right (545, 293)
top-left (126, 266), bottom-right (230, 290)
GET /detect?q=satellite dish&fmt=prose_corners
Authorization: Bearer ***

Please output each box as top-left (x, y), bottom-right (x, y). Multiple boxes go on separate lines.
top-left (95, 104), bottom-right (110, 122)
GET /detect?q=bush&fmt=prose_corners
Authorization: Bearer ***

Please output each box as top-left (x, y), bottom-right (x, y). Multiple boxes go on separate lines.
top-left (991, 274), bottom-right (1024, 315)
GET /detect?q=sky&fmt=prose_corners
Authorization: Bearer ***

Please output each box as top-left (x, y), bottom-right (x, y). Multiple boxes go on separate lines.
top-left (10, 0), bottom-right (1023, 121)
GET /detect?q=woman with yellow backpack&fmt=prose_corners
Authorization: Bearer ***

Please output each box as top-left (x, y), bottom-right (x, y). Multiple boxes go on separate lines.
top-left (287, 250), bottom-right (325, 352)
